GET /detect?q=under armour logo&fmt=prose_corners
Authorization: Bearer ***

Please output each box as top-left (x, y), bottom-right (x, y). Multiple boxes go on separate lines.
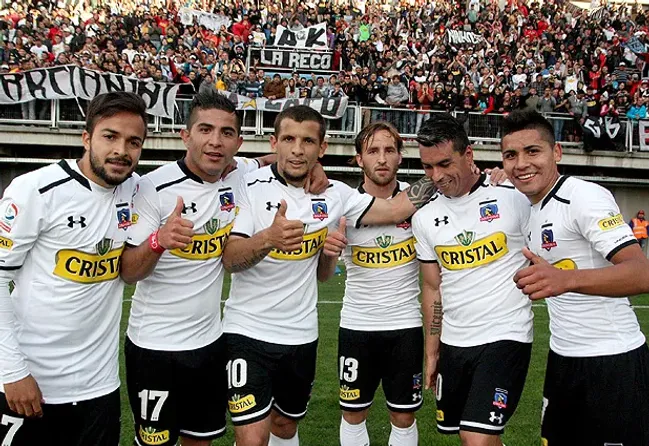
top-left (182, 202), bottom-right (197, 214)
top-left (412, 393), bottom-right (422, 402)
top-left (266, 201), bottom-right (281, 211)
top-left (67, 215), bottom-right (87, 228)
top-left (489, 412), bottom-right (504, 425)
top-left (434, 216), bottom-right (449, 226)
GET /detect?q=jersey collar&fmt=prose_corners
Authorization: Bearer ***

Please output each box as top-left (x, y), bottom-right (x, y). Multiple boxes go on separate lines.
top-left (541, 175), bottom-right (569, 209)
top-left (357, 181), bottom-right (401, 197)
top-left (60, 160), bottom-right (92, 191)
top-left (270, 162), bottom-right (288, 186)
top-left (468, 173), bottom-right (487, 195)
top-left (177, 157), bottom-right (204, 184)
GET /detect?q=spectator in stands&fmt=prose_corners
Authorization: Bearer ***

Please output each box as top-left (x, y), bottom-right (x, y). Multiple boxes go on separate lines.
top-left (264, 73), bottom-right (285, 100)
top-left (627, 97), bottom-right (647, 120)
top-left (311, 76), bottom-right (330, 98)
top-left (630, 210), bottom-right (649, 252)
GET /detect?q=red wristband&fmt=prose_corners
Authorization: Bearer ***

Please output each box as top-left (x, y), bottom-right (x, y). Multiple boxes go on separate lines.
top-left (149, 231), bottom-right (165, 254)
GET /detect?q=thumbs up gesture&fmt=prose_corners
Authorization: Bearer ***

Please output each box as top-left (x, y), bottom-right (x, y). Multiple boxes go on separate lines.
top-left (323, 217), bottom-right (348, 258)
top-left (266, 200), bottom-right (304, 252)
top-left (157, 196), bottom-right (195, 250)
top-left (514, 247), bottom-right (570, 301)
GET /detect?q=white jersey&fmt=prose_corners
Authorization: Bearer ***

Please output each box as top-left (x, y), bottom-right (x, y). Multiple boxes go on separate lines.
top-left (340, 181), bottom-right (421, 331)
top-left (223, 164), bottom-right (374, 345)
top-left (529, 176), bottom-right (646, 357)
top-left (0, 160), bottom-right (136, 404)
top-left (412, 175), bottom-right (533, 347)
top-left (127, 157), bottom-right (259, 351)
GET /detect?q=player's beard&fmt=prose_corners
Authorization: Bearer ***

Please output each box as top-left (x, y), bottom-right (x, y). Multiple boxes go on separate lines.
top-left (364, 164), bottom-right (398, 187)
top-left (89, 145), bottom-right (135, 186)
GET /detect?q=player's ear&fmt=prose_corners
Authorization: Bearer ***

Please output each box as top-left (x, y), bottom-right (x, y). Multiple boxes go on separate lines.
top-left (356, 153), bottom-right (364, 168)
top-left (270, 135), bottom-right (278, 152)
top-left (553, 142), bottom-right (562, 162)
top-left (81, 130), bottom-right (91, 152)
top-left (318, 140), bottom-right (328, 158)
top-left (180, 128), bottom-right (190, 146)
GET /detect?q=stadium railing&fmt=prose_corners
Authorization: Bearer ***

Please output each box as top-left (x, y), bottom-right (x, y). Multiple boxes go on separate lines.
top-left (0, 98), bottom-right (639, 152)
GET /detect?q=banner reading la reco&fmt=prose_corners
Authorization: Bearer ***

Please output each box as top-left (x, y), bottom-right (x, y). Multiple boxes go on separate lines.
top-left (218, 91), bottom-right (348, 119)
top-left (0, 65), bottom-right (182, 118)
top-left (252, 47), bottom-right (333, 71)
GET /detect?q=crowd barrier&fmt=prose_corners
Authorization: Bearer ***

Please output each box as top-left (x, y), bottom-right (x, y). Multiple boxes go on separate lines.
top-left (0, 98), bottom-right (643, 152)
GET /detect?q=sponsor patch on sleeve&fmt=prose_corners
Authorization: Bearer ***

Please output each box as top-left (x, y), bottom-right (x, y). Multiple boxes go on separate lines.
top-left (0, 236), bottom-right (13, 250)
top-left (0, 202), bottom-right (18, 233)
top-left (597, 213), bottom-right (624, 231)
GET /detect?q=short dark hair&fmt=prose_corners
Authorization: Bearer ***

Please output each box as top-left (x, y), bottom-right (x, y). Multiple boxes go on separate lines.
top-left (415, 113), bottom-right (470, 154)
top-left (85, 91), bottom-right (147, 138)
top-left (501, 109), bottom-right (555, 146)
top-left (186, 90), bottom-right (240, 133)
top-left (355, 121), bottom-right (403, 155)
top-left (274, 105), bottom-right (326, 144)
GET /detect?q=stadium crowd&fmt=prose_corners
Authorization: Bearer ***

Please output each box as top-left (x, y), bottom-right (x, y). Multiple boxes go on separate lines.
top-left (2, 0), bottom-right (649, 126)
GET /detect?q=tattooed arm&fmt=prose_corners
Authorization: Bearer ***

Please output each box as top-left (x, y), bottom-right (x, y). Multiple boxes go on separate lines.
top-left (421, 261), bottom-right (443, 391)
top-left (358, 176), bottom-right (437, 226)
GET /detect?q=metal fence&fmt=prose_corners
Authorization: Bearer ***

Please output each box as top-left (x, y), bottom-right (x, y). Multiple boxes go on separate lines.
top-left (0, 99), bottom-right (641, 151)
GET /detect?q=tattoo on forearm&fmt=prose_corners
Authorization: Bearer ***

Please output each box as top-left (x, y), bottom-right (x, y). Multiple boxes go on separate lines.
top-left (429, 300), bottom-right (443, 336)
top-left (407, 176), bottom-right (437, 209)
top-left (228, 247), bottom-right (271, 273)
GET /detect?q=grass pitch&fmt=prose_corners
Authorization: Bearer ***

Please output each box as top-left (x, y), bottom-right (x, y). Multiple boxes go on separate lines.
top-left (118, 274), bottom-right (649, 445)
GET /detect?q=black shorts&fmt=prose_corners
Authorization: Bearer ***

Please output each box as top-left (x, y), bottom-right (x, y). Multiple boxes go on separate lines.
top-left (338, 327), bottom-right (424, 413)
top-left (125, 336), bottom-right (227, 445)
top-left (541, 344), bottom-right (649, 446)
top-left (0, 388), bottom-right (119, 446)
top-left (224, 333), bottom-right (318, 426)
top-left (436, 340), bottom-right (532, 436)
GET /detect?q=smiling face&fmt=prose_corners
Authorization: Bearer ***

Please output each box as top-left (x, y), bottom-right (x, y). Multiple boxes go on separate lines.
top-left (501, 128), bottom-right (562, 204)
top-left (357, 129), bottom-right (401, 187)
top-left (180, 108), bottom-right (242, 182)
top-left (271, 118), bottom-right (327, 187)
top-left (419, 140), bottom-right (475, 197)
top-left (81, 112), bottom-right (145, 187)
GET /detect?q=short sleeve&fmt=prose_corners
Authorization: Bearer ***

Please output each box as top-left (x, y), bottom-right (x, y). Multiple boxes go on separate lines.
top-left (127, 176), bottom-right (162, 246)
top-left (230, 181), bottom-right (255, 238)
top-left (0, 175), bottom-right (47, 276)
top-left (335, 182), bottom-right (374, 228)
top-left (235, 156), bottom-right (261, 175)
top-left (572, 183), bottom-right (637, 261)
top-left (412, 210), bottom-right (438, 263)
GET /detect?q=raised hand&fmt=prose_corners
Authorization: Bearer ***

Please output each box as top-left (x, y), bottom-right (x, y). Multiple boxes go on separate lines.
top-left (157, 196), bottom-right (195, 250)
top-left (265, 200), bottom-right (304, 252)
top-left (323, 217), bottom-right (347, 258)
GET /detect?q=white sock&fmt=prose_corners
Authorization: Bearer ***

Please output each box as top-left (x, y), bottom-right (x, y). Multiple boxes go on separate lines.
top-left (269, 431), bottom-right (299, 446)
top-left (340, 417), bottom-right (370, 446)
top-left (388, 420), bottom-right (418, 446)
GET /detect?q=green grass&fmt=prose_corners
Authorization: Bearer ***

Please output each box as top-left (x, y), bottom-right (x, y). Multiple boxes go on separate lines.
top-left (118, 276), bottom-right (649, 445)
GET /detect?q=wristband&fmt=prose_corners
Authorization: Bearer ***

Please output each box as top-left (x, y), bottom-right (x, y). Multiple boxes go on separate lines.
top-left (149, 231), bottom-right (165, 254)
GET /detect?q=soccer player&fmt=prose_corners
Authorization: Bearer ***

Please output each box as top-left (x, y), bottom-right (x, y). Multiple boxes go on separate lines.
top-left (501, 109), bottom-right (649, 446)
top-left (0, 92), bottom-right (147, 445)
top-left (119, 92), bottom-right (326, 446)
top-left (328, 122), bottom-right (423, 446)
top-left (411, 113), bottom-right (533, 446)
top-left (221, 106), bottom-right (436, 446)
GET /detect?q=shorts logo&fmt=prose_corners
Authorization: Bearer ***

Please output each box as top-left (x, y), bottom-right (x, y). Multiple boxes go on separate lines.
top-left (412, 373), bottom-right (422, 390)
top-left (375, 234), bottom-right (392, 249)
top-left (340, 385), bottom-right (360, 401)
top-left (138, 426), bottom-right (170, 445)
top-left (228, 394), bottom-right (257, 413)
top-left (492, 388), bottom-right (508, 409)
top-left (0, 236), bottom-right (13, 250)
top-left (479, 201), bottom-right (500, 222)
top-left (541, 439), bottom-right (548, 446)
top-left (117, 205), bottom-right (131, 230)
top-left (436, 410), bottom-right (444, 421)
top-left (489, 411), bottom-right (504, 424)
top-left (454, 230), bottom-right (475, 246)
top-left (220, 192), bottom-right (235, 212)
top-left (598, 213), bottom-right (624, 231)
top-left (0, 202), bottom-right (18, 233)
top-left (312, 200), bottom-right (328, 221)
top-left (541, 228), bottom-right (557, 251)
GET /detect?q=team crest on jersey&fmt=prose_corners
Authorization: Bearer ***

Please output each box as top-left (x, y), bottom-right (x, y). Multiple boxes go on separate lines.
top-left (454, 230), bottom-right (475, 247)
top-left (95, 238), bottom-right (114, 256)
top-left (541, 228), bottom-right (557, 251)
top-left (0, 202), bottom-right (18, 233)
top-left (312, 201), bottom-right (328, 221)
top-left (220, 192), bottom-right (235, 212)
top-left (479, 202), bottom-right (500, 222)
top-left (492, 388), bottom-right (508, 409)
top-left (375, 234), bottom-right (393, 249)
top-left (116, 205), bottom-right (131, 230)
